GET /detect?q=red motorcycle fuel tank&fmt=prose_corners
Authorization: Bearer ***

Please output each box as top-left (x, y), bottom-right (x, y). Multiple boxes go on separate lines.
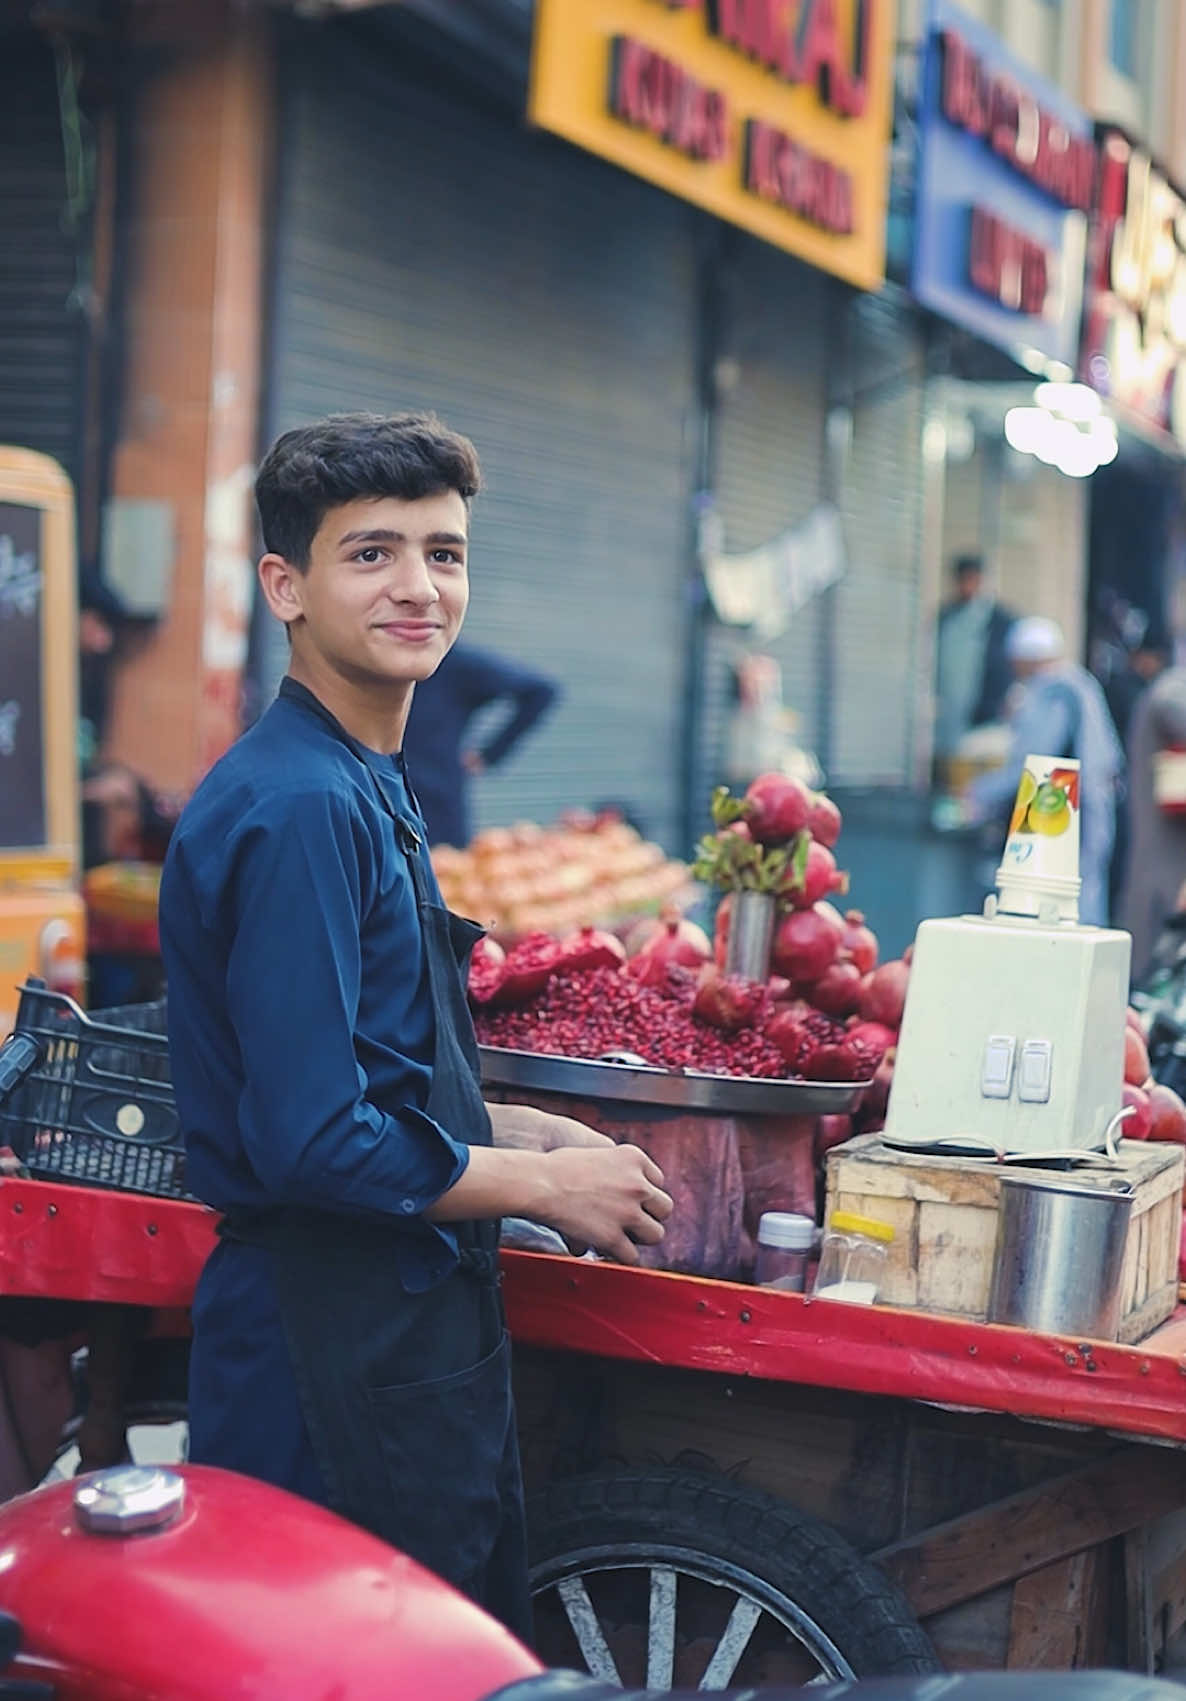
top-left (0, 1464), bottom-right (542, 1700)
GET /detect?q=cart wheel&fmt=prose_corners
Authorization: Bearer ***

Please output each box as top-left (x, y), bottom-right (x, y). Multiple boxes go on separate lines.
top-left (528, 1470), bottom-right (940, 1690)
top-left (42, 1400), bottom-right (189, 1485)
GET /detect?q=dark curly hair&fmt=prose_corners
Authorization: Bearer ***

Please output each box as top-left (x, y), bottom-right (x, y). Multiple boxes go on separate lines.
top-left (255, 411), bottom-right (483, 568)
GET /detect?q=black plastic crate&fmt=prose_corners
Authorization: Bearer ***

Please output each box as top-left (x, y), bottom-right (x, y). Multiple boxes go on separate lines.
top-left (0, 983), bottom-right (186, 1199)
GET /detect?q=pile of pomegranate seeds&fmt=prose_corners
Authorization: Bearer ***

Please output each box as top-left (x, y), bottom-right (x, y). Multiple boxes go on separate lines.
top-left (474, 965), bottom-right (802, 1079)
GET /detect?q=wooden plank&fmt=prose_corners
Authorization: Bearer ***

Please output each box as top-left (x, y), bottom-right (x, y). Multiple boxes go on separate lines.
top-left (1006, 1551), bottom-right (1099, 1669)
top-left (1126, 1526), bottom-right (1156, 1675)
top-left (874, 1447), bottom-right (1186, 1619)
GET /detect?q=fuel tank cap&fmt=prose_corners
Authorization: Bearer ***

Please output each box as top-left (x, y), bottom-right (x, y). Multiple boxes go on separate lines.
top-left (74, 1466), bottom-right (185, 1536)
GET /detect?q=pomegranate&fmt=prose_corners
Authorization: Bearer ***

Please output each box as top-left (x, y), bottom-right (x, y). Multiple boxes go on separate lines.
top-left (1124, 1025), bottom-right (1151, 1089)
top-left (814, 901), bottom-right (846, 939)
top-left (814, 1115), bottom-right (853, 1160)
top-left (807, 793), bottom-right (842, 848)
top-left (859, 959), bottom-right (910, 1030)
top-left (1147, 1083), bottom-right (1186, 1144)
top-left (766, 1008), bottom-right (846, 1073)
top-left (744, 773), bottom-right (813, 845)
top-left (859, 1050), bottom-right (896, 1123)
top-left (810, 960), bottom-right (863, 1017)
top-left (559, 927), bottom-right (627, 974)
top-left (629, 912), bottom-right (711, 981)
top-left (1127, 1006), bottom-right (1148, 1037)
top-left (692, 967), bottom-right (767, 1033)
top-left (498, 932), bottom-right (568, 1005)
top-left (783, 841), bottom-right (848, 910)
top-left (838, 910), bottom-right (878, 975)
top-left (772, 907), bottom-right (839, 983)
top-left (623, 914), bottom-right (663, 957)
top-left (1122, 1082), bottom-right (1153, 1141)
top-left (804, 1041), bottom-right (875, 1083)
top-left (845, 1021), bottom-right (896, 1067)
top-left (767, 975), bottom-right (794, 1004)
top-left (467, 936), bottom-right (507, 1007)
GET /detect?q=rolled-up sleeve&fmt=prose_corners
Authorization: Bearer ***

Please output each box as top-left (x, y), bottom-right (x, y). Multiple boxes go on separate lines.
top-left (224, 790), bottom-right (470, 1219)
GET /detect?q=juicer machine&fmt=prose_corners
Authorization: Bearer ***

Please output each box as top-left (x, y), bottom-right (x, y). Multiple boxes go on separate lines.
top-left (883, 756), bottom-right (1130, 1158)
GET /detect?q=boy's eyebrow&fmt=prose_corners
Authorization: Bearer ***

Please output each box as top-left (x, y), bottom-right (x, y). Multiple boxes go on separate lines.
top-left (337, 527), bottom-right (468, 547)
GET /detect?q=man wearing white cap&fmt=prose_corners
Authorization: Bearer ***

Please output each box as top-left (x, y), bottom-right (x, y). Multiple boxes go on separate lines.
top-left (965, 617), bottom-right (1124, 925)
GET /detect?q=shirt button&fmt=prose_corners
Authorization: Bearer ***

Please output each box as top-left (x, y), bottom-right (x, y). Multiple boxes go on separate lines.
top-left (400, 1199), bottom-right (416, 1214)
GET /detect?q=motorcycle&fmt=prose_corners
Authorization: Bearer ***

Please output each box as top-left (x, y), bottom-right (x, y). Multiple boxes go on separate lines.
top-left (0, 1461), bottom-right (1181, 1701)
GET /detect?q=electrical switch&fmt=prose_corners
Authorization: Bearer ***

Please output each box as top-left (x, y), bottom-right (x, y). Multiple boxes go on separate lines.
top-left (1018, 1039), bottom-right (1053, 1104)
top-left (981, 1035), bottom-right (1016, 1099)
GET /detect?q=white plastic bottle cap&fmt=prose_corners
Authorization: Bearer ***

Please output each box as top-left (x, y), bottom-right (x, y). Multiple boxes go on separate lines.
top-left (757, 1212), bottom-right (816, 1251)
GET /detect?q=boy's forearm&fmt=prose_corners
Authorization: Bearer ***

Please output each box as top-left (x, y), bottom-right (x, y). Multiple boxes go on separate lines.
top-left (424, 1144), bottom-right (555, 1223)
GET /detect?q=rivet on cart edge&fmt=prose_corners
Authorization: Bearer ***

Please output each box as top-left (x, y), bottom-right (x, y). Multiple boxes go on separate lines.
top-left (739, 1309), bottom-right (752, 1324)
top-left (146, 1224), bottom-right (158, 1236)
top-left (1065, 1352), bottom-right (1079, 1366)
top-left (968, 1344), bottom-right (977, 1355)
top-left (46, 1204), bottom-right (56, 1217)
top-left (1139, 1361), bottom-right (1151, 1376)
top-left (12, 1203), bottom-right (21, 1215)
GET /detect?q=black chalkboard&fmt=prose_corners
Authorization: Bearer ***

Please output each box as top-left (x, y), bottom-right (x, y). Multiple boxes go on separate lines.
top-left (0, 502), bottom-right (45, 847)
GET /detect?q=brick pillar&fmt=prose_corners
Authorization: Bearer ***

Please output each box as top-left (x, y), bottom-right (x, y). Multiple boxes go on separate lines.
top-left (103, 0), bottom-right (270, 793)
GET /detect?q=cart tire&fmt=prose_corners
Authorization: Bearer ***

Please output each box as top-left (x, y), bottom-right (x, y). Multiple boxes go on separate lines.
top-left (528, 1470), bottom-right (941, 1690)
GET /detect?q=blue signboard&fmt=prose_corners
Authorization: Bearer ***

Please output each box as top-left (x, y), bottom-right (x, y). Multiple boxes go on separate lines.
top-left (912, 0), bottom-right (1095, 373)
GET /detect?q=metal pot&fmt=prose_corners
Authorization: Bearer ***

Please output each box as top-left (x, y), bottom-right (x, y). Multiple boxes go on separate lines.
top-left (986, 1173), bottom-right (1134, 1341)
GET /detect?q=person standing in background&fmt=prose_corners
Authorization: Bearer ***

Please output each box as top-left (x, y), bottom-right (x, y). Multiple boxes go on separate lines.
top-left (1119, 666), bottom-right (1186, 980)
top-left (934, 554), bottom-right (1016, 771)
top-left (964, 618), bottom-right (1124, 927)
top-left (403, 642), bottom-right (559, 847)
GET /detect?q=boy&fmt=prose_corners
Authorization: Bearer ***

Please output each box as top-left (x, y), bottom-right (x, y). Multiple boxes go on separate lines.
top-left (159, 413), bottom-right (671, 1638)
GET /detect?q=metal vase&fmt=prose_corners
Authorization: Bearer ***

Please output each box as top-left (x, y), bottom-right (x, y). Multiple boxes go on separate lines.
top-left (724, 890), bottom-right (776, 982)
top-left (986, 1175), bottom-right (1134, 1341)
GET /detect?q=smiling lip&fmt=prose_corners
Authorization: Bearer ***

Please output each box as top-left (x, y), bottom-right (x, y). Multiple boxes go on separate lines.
top-left (375, 621), bottom-right (441, 642)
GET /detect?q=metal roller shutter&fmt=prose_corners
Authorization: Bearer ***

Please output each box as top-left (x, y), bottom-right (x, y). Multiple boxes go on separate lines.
top-left (705, 239), bottom-right (830, 797)
top-left (260, 23), bottom-right (698, 851)
top-left (0, 33), bottom-right (83, 480)
top-left (832, 291), bottom-right (925, 787)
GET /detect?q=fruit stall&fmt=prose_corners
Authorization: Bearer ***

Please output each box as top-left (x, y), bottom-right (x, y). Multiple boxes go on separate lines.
top-left (4, 769), bottom-right (1186, 1689)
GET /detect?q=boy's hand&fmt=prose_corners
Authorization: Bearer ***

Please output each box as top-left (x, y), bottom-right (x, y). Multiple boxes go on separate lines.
top-left (537, 1144), bottom-right (672, 1266)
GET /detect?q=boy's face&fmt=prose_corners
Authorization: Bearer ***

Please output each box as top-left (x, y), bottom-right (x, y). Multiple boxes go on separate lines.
top-left (264, 490), bottom-right (469, 688)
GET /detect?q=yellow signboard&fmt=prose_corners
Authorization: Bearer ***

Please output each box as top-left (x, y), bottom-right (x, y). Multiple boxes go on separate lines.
top-left (529, 0), bottom-right (893, 291)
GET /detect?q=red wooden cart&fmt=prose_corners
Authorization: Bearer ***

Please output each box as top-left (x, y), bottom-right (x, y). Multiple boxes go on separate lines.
top-left (4, 1173), bottom-right (1186, 1691)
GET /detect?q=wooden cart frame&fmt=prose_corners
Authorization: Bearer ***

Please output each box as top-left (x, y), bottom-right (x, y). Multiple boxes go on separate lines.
top-left (5, 1176), bottom-right (1186, 1677)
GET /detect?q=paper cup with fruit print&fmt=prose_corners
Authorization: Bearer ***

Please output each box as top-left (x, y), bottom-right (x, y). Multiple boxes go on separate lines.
top-left (995, 754), bottom-right (1082, 922)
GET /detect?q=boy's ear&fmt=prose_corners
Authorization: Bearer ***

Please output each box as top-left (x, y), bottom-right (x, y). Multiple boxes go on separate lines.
top-left (259, 553), bottom-right (305, 629)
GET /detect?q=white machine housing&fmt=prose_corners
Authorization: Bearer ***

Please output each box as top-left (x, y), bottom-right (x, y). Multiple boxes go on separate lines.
top-left (884, 911), bottom-right (1131, 1156)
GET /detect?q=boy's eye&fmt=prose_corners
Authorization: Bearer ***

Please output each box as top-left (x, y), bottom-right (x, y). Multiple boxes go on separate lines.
top-left (430, 548), bottom-right (463, 566)
top-left (355, 548), bottom-right (385, 565)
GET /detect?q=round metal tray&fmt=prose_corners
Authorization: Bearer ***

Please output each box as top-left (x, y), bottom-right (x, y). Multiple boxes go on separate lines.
top-left (478, 1046), bottom-right (869, 1115)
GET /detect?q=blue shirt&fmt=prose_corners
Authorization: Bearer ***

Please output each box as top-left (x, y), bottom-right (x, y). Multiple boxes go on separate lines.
top-left (158, 683), bottom-right (471, 1289)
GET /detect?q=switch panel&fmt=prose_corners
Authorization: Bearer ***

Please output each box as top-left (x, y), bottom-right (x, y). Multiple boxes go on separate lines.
top-left (1018, 1039), bottom-right (1053, 1104)
top-left (981, 1035), bottom-right (1016, 1099)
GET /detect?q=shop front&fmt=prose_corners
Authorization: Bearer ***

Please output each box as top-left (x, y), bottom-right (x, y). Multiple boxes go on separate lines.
top-left (905, 0), bottom-right (1101, 919)
top-left (255, 0), bottom-right (899, 855)
top-left (1080, 128), bottom-right (1186, 707)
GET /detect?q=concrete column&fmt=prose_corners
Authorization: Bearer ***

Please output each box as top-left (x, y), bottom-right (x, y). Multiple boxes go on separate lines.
top-left (1075, 0), bottom-right (1108, 114)
top-left (104, 0), bottom-right (270, 793)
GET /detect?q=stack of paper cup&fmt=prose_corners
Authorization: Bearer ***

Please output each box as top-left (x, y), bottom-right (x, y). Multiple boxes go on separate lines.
top-left (994, 754), bottom-right (1082, 924)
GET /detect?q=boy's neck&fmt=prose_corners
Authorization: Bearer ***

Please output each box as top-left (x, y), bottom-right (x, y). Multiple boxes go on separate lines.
top-left (286, 653), bottom-right (412, 755)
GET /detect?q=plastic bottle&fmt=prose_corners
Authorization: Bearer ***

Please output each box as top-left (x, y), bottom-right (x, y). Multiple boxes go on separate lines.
top-left (754, 1212), bottom-right (816, 1292)
top-left (813, 1210), bottom-right (895, 1305)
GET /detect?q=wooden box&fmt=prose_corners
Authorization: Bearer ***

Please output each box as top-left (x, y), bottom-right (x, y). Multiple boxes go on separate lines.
top-left (824, 1136), bottom-right (1185, 1344)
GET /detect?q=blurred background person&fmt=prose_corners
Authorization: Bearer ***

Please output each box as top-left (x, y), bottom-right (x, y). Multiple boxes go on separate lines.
top-left (1118, 666), bottom-right (1186, 980)
top-left (934, 553), bottom-right (1016, 777)
top-left (964, 617), bottom-right (1124, 927)
top-left (403, 641), bottom-right (559, 848)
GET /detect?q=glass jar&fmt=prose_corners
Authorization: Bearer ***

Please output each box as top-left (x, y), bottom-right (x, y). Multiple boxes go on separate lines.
top-left (813, 1210), bottom-right (895, 1305)
top-left (754, 1212), bottom-right (816, 1292)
